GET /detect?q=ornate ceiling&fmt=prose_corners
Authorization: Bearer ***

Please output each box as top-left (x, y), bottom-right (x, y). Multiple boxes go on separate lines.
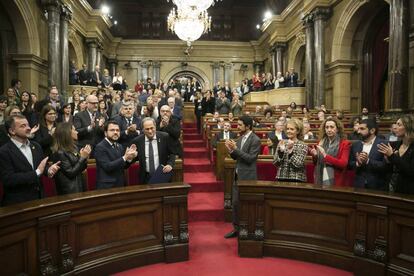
top-left (86, 0), bottom-right (291, 41)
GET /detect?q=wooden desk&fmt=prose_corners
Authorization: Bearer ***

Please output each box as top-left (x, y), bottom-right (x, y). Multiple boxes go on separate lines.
top-left (237, 181), bottom-right (414, 275)
top-left (0, 182), bottom-right (190, 275)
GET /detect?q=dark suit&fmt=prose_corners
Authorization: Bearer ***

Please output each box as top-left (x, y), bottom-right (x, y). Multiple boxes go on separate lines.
top-left (77, 69), bottom-right (90, 85)
top-left (286, 72), bottom-right (298, 87)
top-left (33, 125), bottom-right (54, 158)
top-left (171, 106), bottom-right (182, 120)
top-left (212, 130), bottom-right (237, 148)
top-left (0, 140), bottom-right (44, 206)
top-left (348, 137), bottom-right (387, 190)
top-left (73, 110), bottom-right (104, 150)
top-left (229, 131), bottom-right (261, 227)
top-left (115, 115), bottom-right (142, 150)
top-left (156, 116), bottom-right (182, 158)
top-left (131, 132), bottom-right (176, 184)
top-left (95, 139), bottom-right (131, 189)
top-left (90, 71), bottom-right (103, 86)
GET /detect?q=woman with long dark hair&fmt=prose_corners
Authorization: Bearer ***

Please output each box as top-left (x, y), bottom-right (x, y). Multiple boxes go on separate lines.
top-left (51, 122), bottom-right (91, 195)
top-left (310, 117), bottom-right (351, 186)
top-left (33, 105), bottom-right (57, 157)
top-left (19, 91), bottom-right (37, 126)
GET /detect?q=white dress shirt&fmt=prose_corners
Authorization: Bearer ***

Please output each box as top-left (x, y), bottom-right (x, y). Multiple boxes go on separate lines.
top-left (145, 135), bottom-right (159, 173)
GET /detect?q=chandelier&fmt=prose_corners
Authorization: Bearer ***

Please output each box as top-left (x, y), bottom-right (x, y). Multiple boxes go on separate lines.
top-left (167, 0), bottom-right (221, 12)
top-left (167, 7), bottom-right (211, 46)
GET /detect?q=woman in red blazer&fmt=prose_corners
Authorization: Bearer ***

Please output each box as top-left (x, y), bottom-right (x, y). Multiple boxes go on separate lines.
top-left (310, 117), bottom-right (351, 187)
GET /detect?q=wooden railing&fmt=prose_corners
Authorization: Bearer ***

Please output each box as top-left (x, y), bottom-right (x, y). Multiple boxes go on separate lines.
top-left (0, 182), bottom-right (190, 275)
top-left (236, 181), bottom-right (414, 275)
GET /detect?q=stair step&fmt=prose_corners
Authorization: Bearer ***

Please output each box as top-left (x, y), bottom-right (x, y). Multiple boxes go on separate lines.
top-left (189, 180), bottom-right (224, 193)
top-left (184, 171), bottom-right (217, 183)
top-left (188, 192), bottom-right (224, 222)
top-left (183, 134), bottom-right (203, 141)
top-left (182, 127), bottom-right (198, 132)
top-left (184, 148), bottom-right (208, 158)
top-left (183, 140), bottom-right (205, 148)
top-left (183, 159), bottom-right (212, 172)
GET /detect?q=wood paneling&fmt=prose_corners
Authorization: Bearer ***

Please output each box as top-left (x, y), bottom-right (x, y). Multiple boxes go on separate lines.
top-left (0, 183), bottom-right (190, 275)
top-left (237, 180), bottom-right (414, 275)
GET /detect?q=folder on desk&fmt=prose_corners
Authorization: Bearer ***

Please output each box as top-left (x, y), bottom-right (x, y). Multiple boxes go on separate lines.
top-left (148, 165), bottom-right (173, 184)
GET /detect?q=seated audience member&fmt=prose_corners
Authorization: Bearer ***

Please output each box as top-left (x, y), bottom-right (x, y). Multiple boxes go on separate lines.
top-left (208, 111), bottom-right (220, 122)
top-left (0, 95), bottom-right (7, 125)
top-left (74, 95), bottom-right (105, 153)
top-left (378, 115), bottom-right (414, 194)
top-left (253, 117), bottom-right (265, 128)
top-left (273, 118), bottom-right (308, 182)
top-left (228, 112), bottom-right (235, 123)
top-left (131, 117), bottom-right (176, 184)
top-left (317, 110), bottom-right (326, 121)
top-left (212, 121), bottom-right (237, 148)
top-left (262, 137), bottom-right (277, 155)
top-left (157, 105), bottom-right (182, 158)
top-left (0, 114), bottom-right (60, 206)
top-left (268, 120), bottom-right (287, 142)
top-left (262, 109), bottom-right (273, 122)
top-left (310, 117), bottom-right (351, 187)
top-left (168, 96), bottom-right (182, 120)
top-left (289, 102), bottom-right (297, 110)
top-left (348, 117), bottom-right (362, 140)
top-left (95, 121), bottom-right (137, 189)
top-left (216, 90), bottom-right (231, 115)
top-left (33, 105), bottom-right (57, 158)
top-left (51, 122), bottom-right (91, 195)
top-left (335, 110), bottom-right (345, 120)
top-left (348, 119), bottom-right (387, 190)
top-left (115, 102), bottom-right (141, 150)
top-left (385, 123), bottom-right (399, 142)
top-left (254, 105), bottom-right (262, 116)
top-left (274, 72), bottom-right (284, 89)
top-left (319, 104), bottom-right (328, 113)
top-left (213, 117), bottom-right (225, 130)
top-left (303, 122), bottom-right (315, 140)
top-left (361, 107), bottom-right (370, 120)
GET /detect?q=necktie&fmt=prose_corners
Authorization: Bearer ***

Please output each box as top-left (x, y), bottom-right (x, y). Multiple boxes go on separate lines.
top-left (148, 139), bottom-right (155, 174)
top-left (241, 135), bottom-right (247, 149)
top-left (127, 118), bottom-right (132, 126)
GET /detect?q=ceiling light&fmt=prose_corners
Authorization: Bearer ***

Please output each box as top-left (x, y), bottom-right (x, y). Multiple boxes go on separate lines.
top-left (101, 5), bottom-right (110, 15)
top-left (256, 24), bottom-right (261, 29)
top-left (263, 10), bottom-right (272, 21)
top-left (167, 0), bottom-right (222, 12)
top-left (114, 20), bottom-right (118, 25)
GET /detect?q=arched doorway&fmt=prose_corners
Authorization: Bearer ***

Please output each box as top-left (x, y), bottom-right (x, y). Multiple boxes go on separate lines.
top-left (293, 45), bottom-right (305, 84)
top-left (164, 65), bottom-right (210, 89)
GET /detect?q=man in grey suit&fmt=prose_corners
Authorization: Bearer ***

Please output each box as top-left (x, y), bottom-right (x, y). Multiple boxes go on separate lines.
top-left (224, 115), bottom-right (261, 238)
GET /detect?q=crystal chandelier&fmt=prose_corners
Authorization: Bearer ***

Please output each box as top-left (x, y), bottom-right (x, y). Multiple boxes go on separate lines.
top-left (167, 0), bottom-right (221, 12)
top-left (167, 7), bottom-right (211, 46)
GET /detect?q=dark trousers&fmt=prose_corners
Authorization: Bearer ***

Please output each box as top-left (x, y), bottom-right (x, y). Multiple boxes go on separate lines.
top-left (232, 174), bottom-right (239, 229)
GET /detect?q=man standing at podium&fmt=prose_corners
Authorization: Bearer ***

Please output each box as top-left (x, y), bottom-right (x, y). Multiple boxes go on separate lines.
top-left (224, 115), bottom-right (261, 238)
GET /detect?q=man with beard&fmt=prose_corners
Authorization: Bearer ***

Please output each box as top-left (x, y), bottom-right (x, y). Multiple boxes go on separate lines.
top-left (95, 121), bottom-right (137, 189)
top-left (348, 119), bottom-right (387, 190)
top-left (0, 115), bottom-right (60, 205)
top-left (157, 105), bottom-right (182, 158)
top-left (224, 115), bottom-right (261, 238)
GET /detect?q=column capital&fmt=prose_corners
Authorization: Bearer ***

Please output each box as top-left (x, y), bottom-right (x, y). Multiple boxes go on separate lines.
top-left (41, 0), bottom-right (62, 11)
top-left (274, 42), bottom-right (287, 51)
top-left (224, 62), bottom-right (233, 69)
top-left (85, 38), bottom-right (99, 47)
top-left (60, 4), bottom-right (72, 21)
top-left (139, 61), bottom-right (149, 68)
top-left (302, 13), bottom-right (314, 27)
top-left (212, 62), bottom-right (220, 69)
top-left (152, 61), bottom-right (161, 68)
top-left (108, 58), bottom-right (117, 64)
top-left (311, 7), bottom-right (332, 21)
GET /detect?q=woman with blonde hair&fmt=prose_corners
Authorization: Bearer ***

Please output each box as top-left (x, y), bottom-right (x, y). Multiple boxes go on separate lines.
top-left (378, 115), bottom-right (414, 194)
top-left (102, 68), bottom-right (112, 88)
top-left (309, 117), bottom-right (351, 186)
top-left (273, 118), bottom-right (308, 182)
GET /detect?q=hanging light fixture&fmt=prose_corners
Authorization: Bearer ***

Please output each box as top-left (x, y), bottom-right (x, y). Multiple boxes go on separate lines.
top-left (167, 7), bottom-right (211, 46)
top-left (167, 0), bottom-right (221, 12)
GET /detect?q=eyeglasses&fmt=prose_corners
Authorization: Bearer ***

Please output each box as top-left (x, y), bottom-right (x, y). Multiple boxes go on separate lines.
top-left (88, 102), bottom-right (99, 105)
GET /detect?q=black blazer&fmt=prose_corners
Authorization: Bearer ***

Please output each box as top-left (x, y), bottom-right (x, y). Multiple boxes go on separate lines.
top-left (33, 125), bottom-right (54, 158)
top-left (50, 150), bottom-right (87, 195)
top-left (201, 97), bottom-right (215, 115)
top-left (95, 139), bottom-right (131, 189)
top-left (73, 110), bottom-right (104, 149)
top-left (115, 115), bottom-right (142, 150)
top-left (348, 137), bottom-right (388, 190)
top-left (0, 140), bottom-right (44, 206)
top-left (156, 116), bottom-right (183, 158)
top-left (131, 132), bottom-right (176, 184)
top-left (387, 141), bottom-right (414, 195)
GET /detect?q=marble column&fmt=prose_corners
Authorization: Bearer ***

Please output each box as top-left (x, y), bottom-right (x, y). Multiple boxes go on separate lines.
top-left (140, 61), bottom-right (149, 81)
top-left (224, 63), bottom-right (233, 85)
top-left (42, 0), bottom-right (61, 89)
top-left (86, 39), bottom-right (98, 72)
top-left (388, 0), bottom-right (410, 110)
top-left (270, 46), bottom-right (276, 77)
top-left (152, 61), bottom-right (161, 83)
top-left (313, 7), bottom-right (330, 107)
top-left (303, 14), bottom-right (315, 108)
top-left (108, 59), bottom-right (117, 77)
top-left (60, 5), bottom-right (72, 102)
top-left (275, 42), bottom-right (287, 74)
top-left (212, 62), bottom-right (220, 85)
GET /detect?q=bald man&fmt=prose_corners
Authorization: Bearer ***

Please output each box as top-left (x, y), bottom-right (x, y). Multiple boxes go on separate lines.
top-left (74, 95), bottom-right (105, 152)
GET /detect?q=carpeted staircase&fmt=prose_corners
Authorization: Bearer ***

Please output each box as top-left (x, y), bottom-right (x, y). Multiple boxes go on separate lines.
top-left (182, 123), bottom-right (225, 222)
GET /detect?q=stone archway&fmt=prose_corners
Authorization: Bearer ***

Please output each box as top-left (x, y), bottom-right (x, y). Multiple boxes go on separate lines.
top-left (163, 65), bottom-right (210, 88)
top-left (69, 29), bottom-right (85, 68)
top-left (293, 46), bottom-right (305, 82)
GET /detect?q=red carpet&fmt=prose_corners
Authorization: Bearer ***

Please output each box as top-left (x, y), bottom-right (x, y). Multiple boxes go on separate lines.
top-left (116, 123), bottom-right (352, 276)
top-left (114, 222), bottom-right (352, 276)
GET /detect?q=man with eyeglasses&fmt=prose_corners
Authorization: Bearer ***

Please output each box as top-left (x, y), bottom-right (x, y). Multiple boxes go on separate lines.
top-left (74, 95), bottom-right (105, 154)
top-left (35, 86), bottom-right (64, 113)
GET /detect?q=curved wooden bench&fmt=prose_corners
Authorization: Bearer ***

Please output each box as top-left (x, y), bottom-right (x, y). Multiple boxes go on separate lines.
top-left (237, 181), bottom-right (414, 275)
top-left (0, 182), bottom-right (190, 275)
